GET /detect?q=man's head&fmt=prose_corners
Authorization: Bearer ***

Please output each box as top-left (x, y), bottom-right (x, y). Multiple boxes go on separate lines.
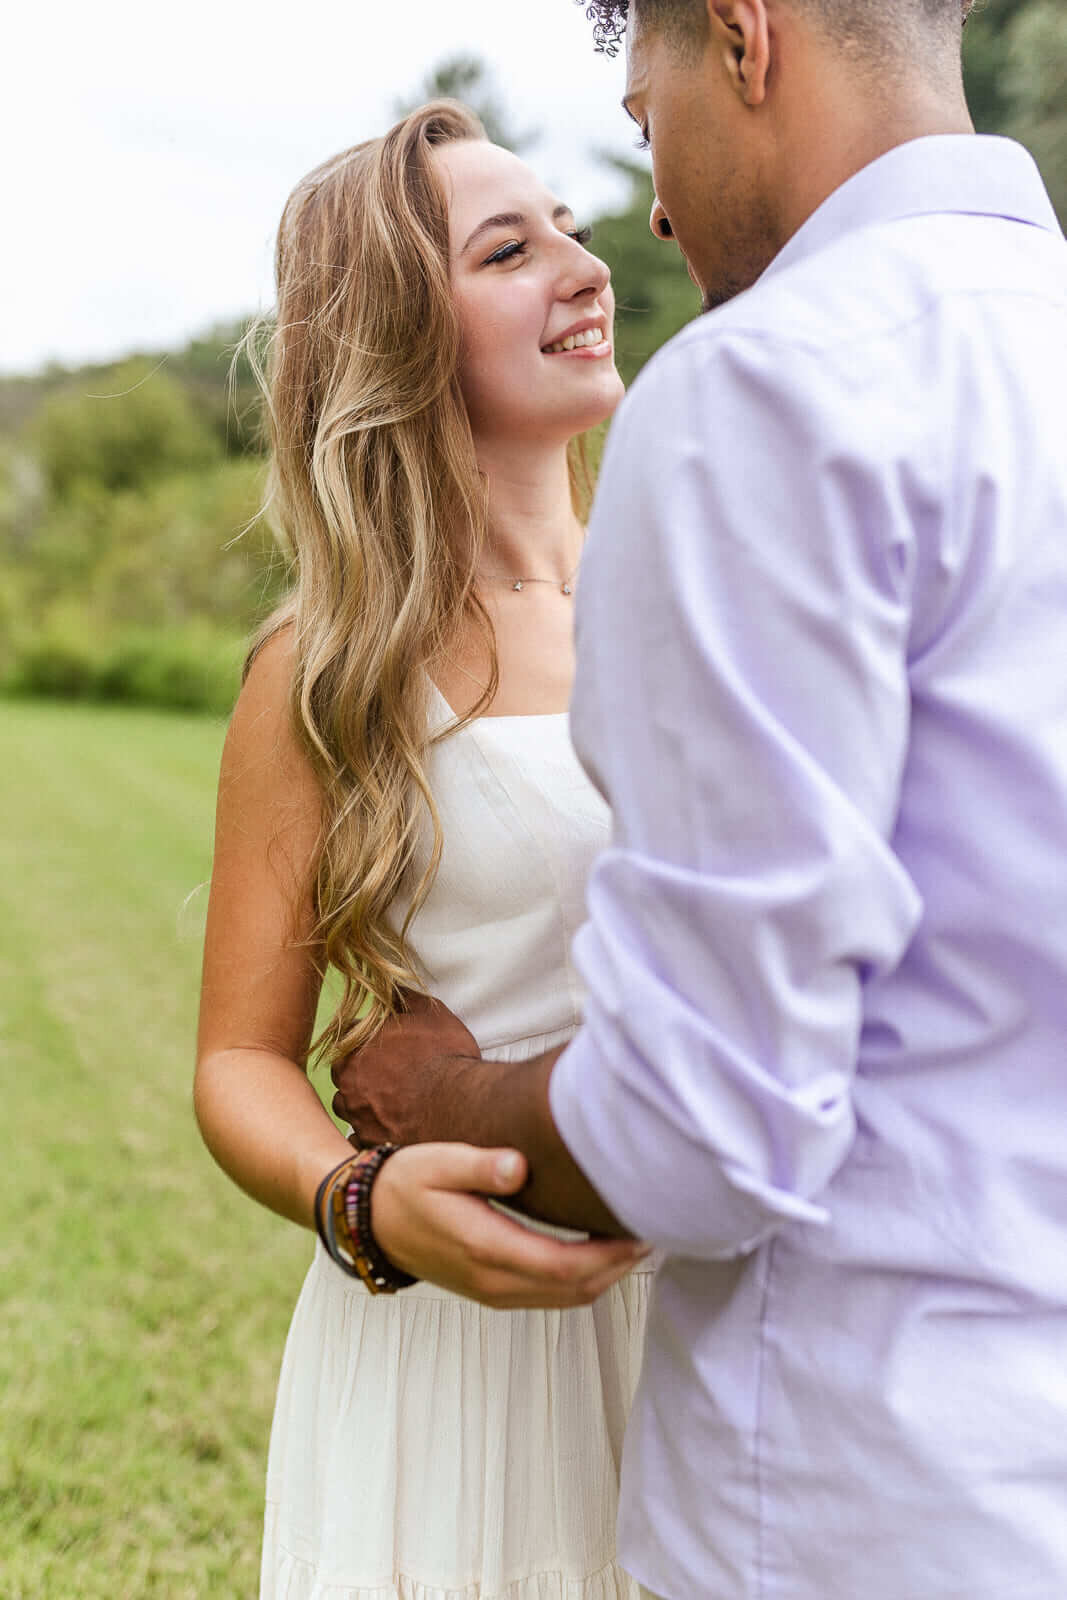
top-left (584, 0), bottom-right (974, 60)
top-left (588, 0), bottom-right (974, 310)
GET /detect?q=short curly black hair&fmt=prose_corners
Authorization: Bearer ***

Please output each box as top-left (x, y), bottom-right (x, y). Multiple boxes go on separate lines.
top-left (579, 0), bottom-right (973, 58)
top-left (579, 0), bottom-right (628, 56)
top-left (579, 1), bottom-right (709, 58)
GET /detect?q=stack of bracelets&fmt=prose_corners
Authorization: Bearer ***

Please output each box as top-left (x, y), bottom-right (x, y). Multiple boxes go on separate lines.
top-left (314, 1144), bottom-right (419, 1294)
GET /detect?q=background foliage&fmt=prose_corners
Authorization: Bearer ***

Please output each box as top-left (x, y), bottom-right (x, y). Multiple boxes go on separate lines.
top-left (0, 0), bottom-right (1062, 716)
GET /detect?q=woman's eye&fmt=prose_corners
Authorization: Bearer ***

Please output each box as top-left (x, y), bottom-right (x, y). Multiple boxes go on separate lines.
top-left (485, 225), bottom-right (592, 264)
top-left (634, 130), bottom-right (650, 152)
top-left (485, 240), bottom-right (527, 264)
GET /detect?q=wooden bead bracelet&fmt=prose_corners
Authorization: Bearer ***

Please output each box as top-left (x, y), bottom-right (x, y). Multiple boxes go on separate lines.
top-left (314, 1145), bottom-right (419, 1294)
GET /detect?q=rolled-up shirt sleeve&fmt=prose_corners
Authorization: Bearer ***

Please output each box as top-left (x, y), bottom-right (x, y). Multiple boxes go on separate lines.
top-left (550, 326), bottom-right (925, 1258)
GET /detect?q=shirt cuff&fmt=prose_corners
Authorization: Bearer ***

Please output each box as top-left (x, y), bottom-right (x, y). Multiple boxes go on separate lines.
top-left (549, 1020), bottom-right (832, 1260)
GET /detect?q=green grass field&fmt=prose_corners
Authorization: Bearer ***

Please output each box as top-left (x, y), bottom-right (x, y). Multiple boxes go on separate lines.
top-left (1, 700), bottom-right (317, 1598)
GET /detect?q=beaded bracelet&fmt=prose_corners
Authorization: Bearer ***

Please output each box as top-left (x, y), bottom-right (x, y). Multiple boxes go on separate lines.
top-left (343, 1144), bottom-right (419, 1294)
top-left (314, 1146), bottom-right (418, 1294)
top-left (313, 1153), bottom-right (363, 1278)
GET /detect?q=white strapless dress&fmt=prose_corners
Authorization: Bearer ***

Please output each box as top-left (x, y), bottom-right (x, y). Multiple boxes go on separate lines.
top-left (261, 689), bottom-right (653, 1599)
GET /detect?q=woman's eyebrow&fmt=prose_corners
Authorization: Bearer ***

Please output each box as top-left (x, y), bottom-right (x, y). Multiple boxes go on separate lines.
top-left (462, 204), bottom-right (574, 255)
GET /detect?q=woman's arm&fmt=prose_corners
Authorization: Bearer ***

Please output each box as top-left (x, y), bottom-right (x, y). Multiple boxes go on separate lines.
top-left (194, 634), bottom-right (645, 1302)
top-left (194, 630), bottom-right (354, 1223)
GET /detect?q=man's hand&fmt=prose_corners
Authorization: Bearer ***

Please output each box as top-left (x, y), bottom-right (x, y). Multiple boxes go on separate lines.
top-left (333, 990), bottom-right (630, 1239)
top-left (370, 1142), bottom-right (648, 1308)
top-left (331, 990), bottom-right (481, 1147)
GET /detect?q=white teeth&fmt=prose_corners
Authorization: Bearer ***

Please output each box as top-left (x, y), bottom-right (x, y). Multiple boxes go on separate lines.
top-left (544, 328), bottom-right (605, 354)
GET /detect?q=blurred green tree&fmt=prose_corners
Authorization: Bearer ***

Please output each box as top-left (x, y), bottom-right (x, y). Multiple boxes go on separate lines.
top-left (17, 458), bottom-right (277, 630)
top-left (588, 156), bottom-right (700, 385)
top-left (962, 0), bottom-right (1033, 129)
top-left (28, 359), bottom-right (220, 499)
top-left (1001, 0), bottom-right (1067, 226)
top-left (167, 319), bottom-right (265, 458)
top-left (963, 0), bottom-right (1066, 223)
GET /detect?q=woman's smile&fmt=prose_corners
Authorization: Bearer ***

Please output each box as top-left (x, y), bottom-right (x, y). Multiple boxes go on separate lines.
top-left (541, 321), bottom-right (611, 356)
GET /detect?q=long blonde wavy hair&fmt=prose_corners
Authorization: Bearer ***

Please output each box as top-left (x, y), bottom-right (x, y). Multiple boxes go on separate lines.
top-left (246, 101), bottom-right (589, 1061)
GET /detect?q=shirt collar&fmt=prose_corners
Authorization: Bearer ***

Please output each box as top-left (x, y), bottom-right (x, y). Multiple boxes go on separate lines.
top-left (760, 134), bottom-right (1063, 286)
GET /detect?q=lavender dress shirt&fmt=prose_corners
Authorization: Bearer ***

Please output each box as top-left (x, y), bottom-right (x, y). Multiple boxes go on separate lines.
top-left (550, 136), bottom-right (1067, 1599)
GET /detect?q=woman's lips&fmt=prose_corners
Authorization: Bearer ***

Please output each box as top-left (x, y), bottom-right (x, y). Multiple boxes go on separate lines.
top-left (541, 340), bottom-right (614, 360)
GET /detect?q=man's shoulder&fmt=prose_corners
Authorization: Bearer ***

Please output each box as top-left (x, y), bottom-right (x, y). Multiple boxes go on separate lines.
top-left (643, 209), bottom-right (1067, 390)
top-left (606, 208), bottom-right (1067, 516)
top-left (627, 238), bottom-right (916, 413)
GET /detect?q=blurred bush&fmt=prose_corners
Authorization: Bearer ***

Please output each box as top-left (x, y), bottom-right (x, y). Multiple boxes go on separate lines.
top-left (964, 0), bottom-right (1067, 226)
top-left (28, 362), bottom-right (219, 499)
top-left (6, 620), bottom-right (243, 716)
top-left (590, 157), bottom-right (700, 385)
top-left (0, 346), bottom-right (282, 715)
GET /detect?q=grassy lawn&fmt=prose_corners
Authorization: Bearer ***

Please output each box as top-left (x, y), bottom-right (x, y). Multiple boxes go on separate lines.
top-left (0, 700), bottom-right (318, 1598)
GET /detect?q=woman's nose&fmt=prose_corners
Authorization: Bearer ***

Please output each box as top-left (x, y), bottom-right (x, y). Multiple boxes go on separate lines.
top-left (650, 197), bottom-right (674, 240)
top-left (563, 243), bottom-right (611, 301)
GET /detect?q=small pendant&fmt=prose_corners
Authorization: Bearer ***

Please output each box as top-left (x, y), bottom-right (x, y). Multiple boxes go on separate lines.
top-left (561, 583), bottom-right (572, 595)
top-left (512, 580), bottom-right (524, 592)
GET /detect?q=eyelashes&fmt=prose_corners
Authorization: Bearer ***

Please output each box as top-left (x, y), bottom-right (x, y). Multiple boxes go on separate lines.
top-left (485, 240), bottom-right (527, 263)
top-left (484, 225), bottom-right (595, 266)
top-left (633, 132), bottom-right (650, 152)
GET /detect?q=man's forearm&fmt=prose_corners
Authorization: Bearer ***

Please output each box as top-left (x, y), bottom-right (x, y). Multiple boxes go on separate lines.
top-left (424, 1048), bottom-right (632, 1238)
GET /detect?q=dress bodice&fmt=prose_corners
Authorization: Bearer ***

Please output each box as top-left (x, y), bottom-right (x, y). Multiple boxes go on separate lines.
top-left (387, 686), bottom-right (611, 1056)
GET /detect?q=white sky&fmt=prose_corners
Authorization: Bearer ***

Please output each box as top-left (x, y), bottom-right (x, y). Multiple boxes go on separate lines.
top-left (2, 0), bottom-right (644, 375)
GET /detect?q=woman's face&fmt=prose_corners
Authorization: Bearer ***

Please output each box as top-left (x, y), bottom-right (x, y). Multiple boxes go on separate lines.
top-left (434, 139), bottom-right (625, 447)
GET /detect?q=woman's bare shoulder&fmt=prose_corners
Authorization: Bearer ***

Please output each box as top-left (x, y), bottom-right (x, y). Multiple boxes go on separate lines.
top-left (222, 624), bottom-right (319, 812)
top-left (234, 623), bottom-right (295, 729)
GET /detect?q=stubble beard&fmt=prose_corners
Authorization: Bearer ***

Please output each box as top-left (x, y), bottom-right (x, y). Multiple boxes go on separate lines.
top-left (697, 197), bottom-right (781, 314)
top-left (701, 276), bottom-right (753, 313)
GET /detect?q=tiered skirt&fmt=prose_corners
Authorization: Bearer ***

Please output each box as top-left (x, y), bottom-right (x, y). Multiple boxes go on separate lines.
top-left (261, 1241), bottom-right (653, 1598)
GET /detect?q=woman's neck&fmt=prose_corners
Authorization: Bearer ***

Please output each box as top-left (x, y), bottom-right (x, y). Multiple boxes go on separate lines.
top-left (475, 438), bottom-right (583, 582)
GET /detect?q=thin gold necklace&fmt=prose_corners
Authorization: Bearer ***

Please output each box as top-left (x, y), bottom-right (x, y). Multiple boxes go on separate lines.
top-left (477, 558), bottom-right (581, 596)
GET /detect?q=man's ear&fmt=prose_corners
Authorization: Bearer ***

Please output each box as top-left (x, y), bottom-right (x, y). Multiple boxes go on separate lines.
top-left (707, 0), bottom-right (771, 107)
